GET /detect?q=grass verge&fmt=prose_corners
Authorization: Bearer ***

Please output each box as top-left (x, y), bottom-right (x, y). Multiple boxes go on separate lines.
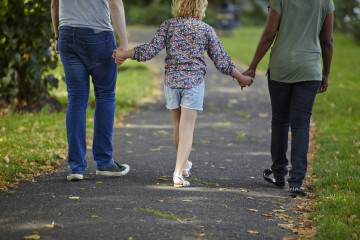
top-left (0, 60), bottom-right (153, 193)
top-left (221, 27), bottom-right (360, 239)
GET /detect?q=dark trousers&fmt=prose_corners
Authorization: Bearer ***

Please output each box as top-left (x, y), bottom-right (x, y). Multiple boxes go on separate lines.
top-left (268, 74), bottom-right (321, 188)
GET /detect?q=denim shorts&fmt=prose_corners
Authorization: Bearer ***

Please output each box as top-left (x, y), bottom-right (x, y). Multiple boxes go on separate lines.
top-left (164, 82), bottom-right (205, 111)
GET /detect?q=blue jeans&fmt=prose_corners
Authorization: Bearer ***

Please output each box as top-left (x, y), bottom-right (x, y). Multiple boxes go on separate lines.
top-left (58, 26), bottom-right (117, 174)
top-left (268, 74), bottom-right (321, 188)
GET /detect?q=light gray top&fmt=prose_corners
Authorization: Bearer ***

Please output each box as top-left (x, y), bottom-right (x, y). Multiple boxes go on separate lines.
top-left (59, 0), bottom-right (113, 31)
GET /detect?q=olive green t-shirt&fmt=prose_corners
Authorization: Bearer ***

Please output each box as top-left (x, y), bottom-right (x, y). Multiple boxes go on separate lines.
top-left (268, 0), bottom-right (335, 83)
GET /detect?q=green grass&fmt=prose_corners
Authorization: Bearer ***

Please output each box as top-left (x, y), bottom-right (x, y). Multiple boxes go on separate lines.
top-left (221, 28), bottom-right (360, 239)
top-left (133, 208), bottom-right (182, 221)
top-left (0, 60), bottom-right (153, 193)
top-left (310, 33), bottom-right (360, 240)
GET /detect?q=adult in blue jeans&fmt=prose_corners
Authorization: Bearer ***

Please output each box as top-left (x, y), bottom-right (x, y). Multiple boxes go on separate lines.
top-left (244, 0), bottom-right (335, 197)
top-left (51, 0), bottom-right (130, 181)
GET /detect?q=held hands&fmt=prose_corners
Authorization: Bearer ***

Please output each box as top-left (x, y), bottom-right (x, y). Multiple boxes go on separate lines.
top-left (232, 68), bottom-right (254, 90)
top-left (112, 48), bottom-right (127, 66)
top-left (242, 69), bottom-right (255, 79)
top-left (237, 74), bottom-right (254, 90)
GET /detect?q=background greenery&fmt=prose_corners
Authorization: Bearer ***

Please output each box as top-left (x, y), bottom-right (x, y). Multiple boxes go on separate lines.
top-left (0, 0), bottom-right (59, 110)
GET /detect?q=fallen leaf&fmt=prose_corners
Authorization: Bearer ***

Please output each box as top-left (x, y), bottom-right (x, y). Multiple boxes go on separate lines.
top-left (157, 178), bottom-right (170, 181)
top-left (24, 234), bottom-right (40, 240)
top-left (247, 230), bottom-right (259, 235)
top-left (69, 196), bottom-right (80, 199)
top-left (248, 209), bottom-right (259, 212)
top-left (258, 113), bottom-right (269, 118)
top-left (195, 233), bottom-right (205, 238)
top-left (273, 209), bottom-right (285, 213)
top-left (262, 214), bottom-right (272, 217)
top-left (277, 223), bottom-right (294, 230)
top-left (45, 221), bottom-right (55, 228)
top-left (239, 188), bottom-right (249, 192)
top-left (219, 188), bottom-right (227, 191)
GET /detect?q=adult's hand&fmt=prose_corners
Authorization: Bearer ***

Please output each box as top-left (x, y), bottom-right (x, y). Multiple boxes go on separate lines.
top-left (318, 75), bottom-right (329, 93)
top-left (243, 69), bottom-right (255, 87)
top-left (243, 69), bottom-right (255, 79)
top-left (55, 39), bottom-right (59, 54)
top-left (112, 46), bottom-right (127, 66)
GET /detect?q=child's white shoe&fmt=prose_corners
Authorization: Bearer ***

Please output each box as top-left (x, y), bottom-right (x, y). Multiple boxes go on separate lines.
top-left (173, 175), bottom-right (190, 187)
top-left (182, 160), bottom-right (192, 177)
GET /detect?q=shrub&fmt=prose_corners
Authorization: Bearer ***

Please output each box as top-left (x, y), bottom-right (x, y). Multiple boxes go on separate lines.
top-left (0, 0), bottom-right (59, 111)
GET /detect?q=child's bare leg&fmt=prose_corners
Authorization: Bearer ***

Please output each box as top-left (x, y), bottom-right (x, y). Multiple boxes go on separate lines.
top-left (170, 108), bottom-right (181, 151)
top-left (173, 107), bottom-right (198, 180)
top-left (171, 108), bottom-right (191, 171)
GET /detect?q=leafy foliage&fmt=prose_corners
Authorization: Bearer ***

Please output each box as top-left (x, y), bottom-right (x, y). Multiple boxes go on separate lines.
top-left (329, 0), bottom-right (360, 42)
top-left (0, 0), bottom-right (59, 110)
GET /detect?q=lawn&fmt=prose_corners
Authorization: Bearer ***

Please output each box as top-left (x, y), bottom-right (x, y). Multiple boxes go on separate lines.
top-left (0, 60), bottom-right (153, 193)
top-left (221, 27), bottom-right (360, 239)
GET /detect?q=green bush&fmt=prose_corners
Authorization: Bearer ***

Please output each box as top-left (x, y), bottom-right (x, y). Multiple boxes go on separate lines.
top-left (0, 0), bottom-right (59, 110)
top-left (127, 3), bottom-right (172, 26)
top-left (333, 0), bottom-right (360, 42)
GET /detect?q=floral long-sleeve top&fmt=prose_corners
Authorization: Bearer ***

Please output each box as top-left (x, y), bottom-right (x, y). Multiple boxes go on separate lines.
top-left (132, 17), bottom-right (235, 89)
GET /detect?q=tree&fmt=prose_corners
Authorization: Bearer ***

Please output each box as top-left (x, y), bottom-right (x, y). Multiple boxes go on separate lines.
top-left (332, 0), bottom-right (360, 41)
top-left (0, 0), bottom-right (59, 110)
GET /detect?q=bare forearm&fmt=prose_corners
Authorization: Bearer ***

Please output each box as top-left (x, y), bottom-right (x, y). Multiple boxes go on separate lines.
top-left (248, 9), bottom-right (279, 71)
top-left (321, 39), bottom-right (333, 77)
top-left (51, 0), bottom-right (59, 38)
top-left (248, 36), bottom-right (273, 70)
top-left (109, 0), bottom-right (128, 50)
top-left (320, 13), bottom-right (334, 77)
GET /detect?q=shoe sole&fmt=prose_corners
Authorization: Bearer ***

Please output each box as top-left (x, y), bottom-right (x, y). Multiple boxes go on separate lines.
top-left (96, 164), bottom-right (130, 177)
top-left (67, 174), bottom-right (84, 181)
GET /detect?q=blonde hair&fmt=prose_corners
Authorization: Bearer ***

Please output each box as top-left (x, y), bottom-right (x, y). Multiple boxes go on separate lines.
top-left (172, 0), bottom-right (208, 20)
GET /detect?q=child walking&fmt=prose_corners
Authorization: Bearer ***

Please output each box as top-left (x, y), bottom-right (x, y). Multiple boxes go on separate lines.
top-left (113, 0), bottom-right (253, 187)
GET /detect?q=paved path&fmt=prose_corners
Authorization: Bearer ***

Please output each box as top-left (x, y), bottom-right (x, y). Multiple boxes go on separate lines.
top-left (0, 27), bottom-right (297, 240)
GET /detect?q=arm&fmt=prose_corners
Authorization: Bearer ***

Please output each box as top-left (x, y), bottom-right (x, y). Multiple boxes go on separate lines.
top-left (51, 0), bottom-right (59, 54)
top-left (243, 8), bottom-right (280, 78)
top-left (207, 28), bottom-right (235, 76)
top-left (130, 22), bottom-right (167, 62)
top-left (318, 12), bottom-right (334, 93)
top-left (109, 0), bottom-right (128, 51)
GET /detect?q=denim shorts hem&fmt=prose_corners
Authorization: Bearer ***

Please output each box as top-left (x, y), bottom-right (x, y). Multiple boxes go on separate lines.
top-left (180, 105), bottom-right (203, 112)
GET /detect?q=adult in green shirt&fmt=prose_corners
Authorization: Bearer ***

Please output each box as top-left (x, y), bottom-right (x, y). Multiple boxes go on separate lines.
top-left (244, 0), bottom-right (335, 197)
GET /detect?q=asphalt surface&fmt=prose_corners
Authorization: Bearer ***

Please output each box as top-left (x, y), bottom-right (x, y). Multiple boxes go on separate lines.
top-left (0, 27), bottom-right (298, 240)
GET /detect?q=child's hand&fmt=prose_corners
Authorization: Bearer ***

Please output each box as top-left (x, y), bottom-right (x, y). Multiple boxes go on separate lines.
top-left (232, 68), bottom-right (254, 90)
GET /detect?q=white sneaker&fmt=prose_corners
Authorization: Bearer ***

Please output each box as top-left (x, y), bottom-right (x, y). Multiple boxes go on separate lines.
top-left (67, 173), bottom-right (84, 181)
